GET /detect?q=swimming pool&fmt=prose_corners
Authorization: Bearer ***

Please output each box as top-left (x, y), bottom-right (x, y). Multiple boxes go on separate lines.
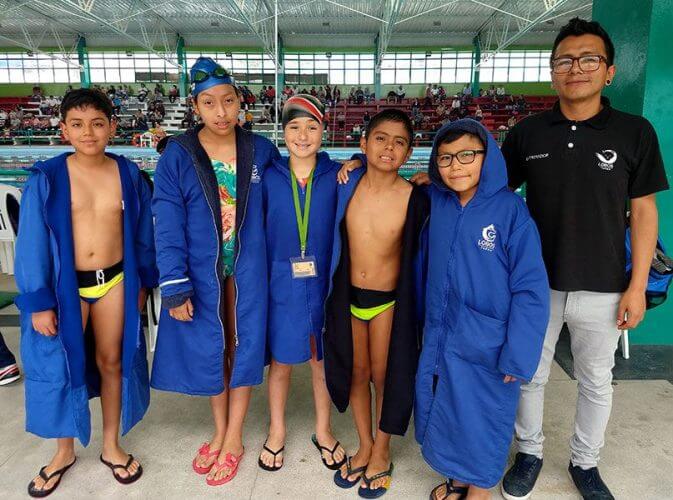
top-left (0, 145), bottom-right (431, 187)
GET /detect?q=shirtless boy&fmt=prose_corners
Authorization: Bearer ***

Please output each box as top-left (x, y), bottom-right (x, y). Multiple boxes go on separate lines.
top-left (15, 89), bottom-right (156, 496)
top-left (324, 109), bottom-right (429, 498)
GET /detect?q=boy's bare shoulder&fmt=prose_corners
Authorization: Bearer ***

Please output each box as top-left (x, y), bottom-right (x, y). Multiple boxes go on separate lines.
top-left (395, 176), bottom-right (413, 194)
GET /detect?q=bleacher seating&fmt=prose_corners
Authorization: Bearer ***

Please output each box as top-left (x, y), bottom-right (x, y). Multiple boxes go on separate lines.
top-left (1, 94), bottom-right (558, 147)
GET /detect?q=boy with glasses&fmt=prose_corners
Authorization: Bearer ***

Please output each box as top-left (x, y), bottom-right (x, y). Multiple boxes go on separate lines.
top-left (414, 119), bottom-right (549, 500)
top-left (501, 18), bottom-right (668, 500)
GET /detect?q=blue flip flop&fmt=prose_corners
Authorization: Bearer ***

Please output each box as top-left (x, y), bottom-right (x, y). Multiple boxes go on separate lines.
top-left (334, 456), bottom-right (368, 489)
top-left (358, 463), bottom-right (394, 499)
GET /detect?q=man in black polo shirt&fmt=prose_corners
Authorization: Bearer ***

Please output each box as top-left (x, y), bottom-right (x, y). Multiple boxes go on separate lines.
top-left (500, 18), bottom-right (668, 500)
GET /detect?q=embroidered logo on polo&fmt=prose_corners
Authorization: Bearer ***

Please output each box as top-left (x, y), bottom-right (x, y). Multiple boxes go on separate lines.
top-left (251, 164), bottom-right (261, 183)
top-left (478, 224), bottom-right (497, 252)
top-left (525, 153), bottom-right (550, 161)
top-left (595, 150), bottom-right (618, 171)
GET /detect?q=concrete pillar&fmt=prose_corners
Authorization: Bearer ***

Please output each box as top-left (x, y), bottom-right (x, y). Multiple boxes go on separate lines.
top-left (176, 35), bottom-right (188, 98)
top-left (76, 36), bottom-right (90, 89)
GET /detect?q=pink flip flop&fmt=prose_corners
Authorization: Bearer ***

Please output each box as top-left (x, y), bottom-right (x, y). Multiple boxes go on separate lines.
top-left (192, 442), bottom-right (221, 475)
top-left (205, 451), bottom-right (245, 486)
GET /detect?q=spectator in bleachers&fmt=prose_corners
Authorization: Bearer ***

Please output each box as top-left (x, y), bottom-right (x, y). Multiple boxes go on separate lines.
top-left (516, 94), bottom-right (527, 112)
top-left (168, 85), bottom-right (179, 103)
top-left (351, 123), bottom-right (361, 141)
top-left (132, 109), bottom-right (148, 131)
top-left (462, 83), bottom-right (472, 97)
top-left (48, 114), bottom-right (60, 129)
top-left (136, 83), bottom-right (146, 102)
top-left (362, 110), bottom-right (371, 127)
top-left (258, 105), bottom-right (272, 124)
top-left (412, 107), bottom-right (424, 129)
top-left (348, 86), bottom-right (356, 103)
top-left (245, 86), bottom-right (257, 109)
top-left (310, 86), bottom-right (318, 97)
top-left (507, 114), bottom-right (518, 129)
top-left (497, 85), bottom-right (506, 96)
top-left (266, 85), bottom-right (276, 104)
top-left (424, 84), bottom-right (433, 106)
top-left (505, 94), bottom-right (516, 111)
top-left (436, 102), bottom-right (446, 119)
top-left (337, 110), bottom-right (345, 129)
top-left (317, 86), bottom-right (326, 103)
top-left (438, 86), bottom-right (447, 102)
top-left (154, 83), bottom-right (165, 97)
top-left (242, 109), bottom-right (254, 131)
top-left (431, 84), bottom-right (440, 102)
top-left (333, 85), bottom-right (341, 103)
top-left (363, 87), bottom-right (373, 104)
top-left (487, 85), bottom-right (496, 97)
top-left (10, 115), bottom-right (20, 129)
top-left (39, 98), bottom-right (51, 115)
top-left (395, 85), bottom-right (406, 103)
top-left (474, 104), bottom-right (483, 122)
top-left (0, 109), bottom-right (7, 125)
top-left (411, 98), bottom-right (421, 114)
top-left (354, 86), bottom-right (364, 104)
top-left (30, 86), bottom-right (42, 102)
top-left (112, 95), bottom-right (122, 116)
top-left (155, 100), bottom-right (166, 119)
top-left (259, 86), bottom-right (268, 104)
top-left (451, 95), bottom-right (461, 112)
top-left (478, 88), bottom-right (486, 97)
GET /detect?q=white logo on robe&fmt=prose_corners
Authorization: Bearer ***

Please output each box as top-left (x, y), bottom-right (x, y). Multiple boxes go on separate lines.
top-left (595, 150), bottom-right (618, 171)
top-left (478, 224), bottom-right (496, 252)
top-left (251, 164), bottom-right (261, 183)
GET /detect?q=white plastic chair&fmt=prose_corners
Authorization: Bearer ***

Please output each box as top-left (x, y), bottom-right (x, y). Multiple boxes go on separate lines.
top-left (139, 132), bottom-right (153, 148)
top-left (146, 288), bottom-right (161, 352)
top-left (0, 184), bottom-right (21, 275)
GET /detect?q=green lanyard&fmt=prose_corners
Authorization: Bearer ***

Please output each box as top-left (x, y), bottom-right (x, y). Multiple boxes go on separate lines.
top-left (290, 167), bottom-right (315, 258)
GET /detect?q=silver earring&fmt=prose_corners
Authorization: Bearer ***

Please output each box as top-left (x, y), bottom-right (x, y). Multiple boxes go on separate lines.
top-left (606, 80), bottom-right (612, 86)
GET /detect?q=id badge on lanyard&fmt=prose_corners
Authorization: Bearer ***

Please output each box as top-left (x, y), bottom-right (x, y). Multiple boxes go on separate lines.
top-left (290, 167), bottom-right (318, 279)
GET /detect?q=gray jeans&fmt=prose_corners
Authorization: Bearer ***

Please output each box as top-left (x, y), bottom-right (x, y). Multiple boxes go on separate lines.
top-left (515, 290), bottom-right (622, 469)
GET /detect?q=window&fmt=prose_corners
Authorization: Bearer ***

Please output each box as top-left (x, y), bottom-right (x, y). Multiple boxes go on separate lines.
top-left (284, 52), bottom-right (374, 86)
top-left (476, 49), bottom-right (553, 82)
top-left (0, 51), bottom-right (79, 83)
top-left (89, 51), bottom-right (180, 83)
top-left (380, 51), bottom-right (473, 84)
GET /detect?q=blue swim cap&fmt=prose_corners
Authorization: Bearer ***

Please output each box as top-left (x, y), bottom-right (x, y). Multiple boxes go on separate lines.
top-left (190, 57), bottom-right (235, 97)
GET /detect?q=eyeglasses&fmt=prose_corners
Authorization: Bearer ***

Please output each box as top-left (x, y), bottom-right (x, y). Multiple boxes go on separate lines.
top-left (191, 66), bottom-right (229, 83)
top-left (437, 150), bottom-right (485, 168)
top-left (550, 55), bottom-right (608, 74)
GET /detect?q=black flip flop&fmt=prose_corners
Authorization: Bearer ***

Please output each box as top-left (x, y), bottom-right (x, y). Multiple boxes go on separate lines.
top-left (429, 479), bottom-right (469, 500)
top-left (257, 438), bottom-right (285, 471)
top-left (334, 456), bottom-right (369, 489)
top-left (99, 454), bottom-right (143, 484)
top-left (358, 463), bottom-right (395, 499)
top-left (311, 433), bottom-right (346, 470)
top-left (27, 457), bottom-right (76, 498)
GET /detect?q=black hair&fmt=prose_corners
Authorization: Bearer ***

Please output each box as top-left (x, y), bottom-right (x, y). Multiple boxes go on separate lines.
top-left (60, 88), bottom-right (113, 121)
top-left (365, 108), bottom-right (414, 146)
top-left (439, 130), bottom-right (484, 148)
top-left (552, 17), bottom-right (615, 66)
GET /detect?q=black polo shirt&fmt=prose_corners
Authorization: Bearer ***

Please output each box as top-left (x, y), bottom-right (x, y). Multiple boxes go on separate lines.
top-left (502, 97), bottom-right (669, 293)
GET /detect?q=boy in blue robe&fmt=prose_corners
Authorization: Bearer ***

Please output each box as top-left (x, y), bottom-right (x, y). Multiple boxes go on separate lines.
top-left (414, 119), bottom-right (549, 499)
top-left (15, 89), bottom-right (157, 496)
